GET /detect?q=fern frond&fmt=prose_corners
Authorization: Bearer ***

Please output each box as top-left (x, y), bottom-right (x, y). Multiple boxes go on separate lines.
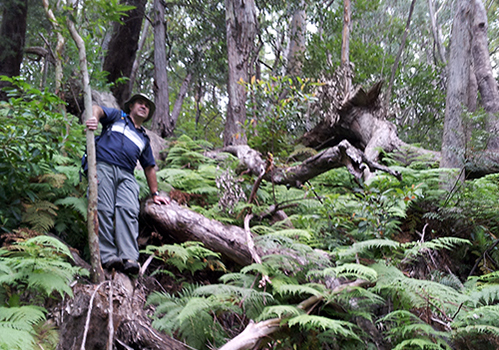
top-left (143, 242), bottom-right (223, 275)
top-left (274, 283), bottom-right (325, 298)
top-left (335, 239), bottom-right (401, 261)
top-left (21, 200), bottom-right (58, 232)
top-left (329, 286), bottom-right (385, 309)
top-left (402, 237), bottom-right (470, 261)
top-left (257, 305), bottom-right (304, 321)
top-left (372, 263), bottom-right (471, 314)
top-left (250, 225), bottom-right (276, 235)
top-left (393, 338), bottom-right (451, 350)
top-left (310, 263), bottom-right (378, 282)
top-left (219, 272), bottom-right (258, 288)
top-left (0, 236), bottom-right (86, 297)
top-left (453, 305), bottom-right (499, 328)
top-left (468, 285), bottom-right (499, 307)
top-left (54, 196), bottom-right (87, 220)
top-left (267, 228), bottom-right (313, 242)
top-left (390, 323), bottom-right (449, 339)
top-left (378, 309), bottom-right (421, 323)
top-left (453, 324), bottom-right (499, 338)
top-left (193, 284), bottom-right (273, 319)
top-left (287, 314), bottom-right (360, 340)
top-left (0, 305), bottom-right (46, 350)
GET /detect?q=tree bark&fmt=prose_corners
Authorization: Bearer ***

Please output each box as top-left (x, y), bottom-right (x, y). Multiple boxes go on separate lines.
top-left (0, 0), bottom-right (28, 101)
top-left (223, 0), bottom-right (257, 146)
top-left (170, 72), bottom-right (193, 127)
top-left (42, 0), bottom-right (65, 97)
top-left (385, 0), bottom-right (416, 113)
top-left (57, 276), bottom-right (190, 350)
top-left (441, 0), bottom-right (473, 177)
top-left (285, 0), bottom-right (307, 77)
top-left (142, 199), bottom-right (254, 266)
top-left (102, 0), bottom-right (147, 106)
top-left (472, 0), bottom-right (499, 149)
top-left (428, 0), bottom-right (447, 64)
top-left (341, 0), bottom-right (352, 96)
top-left (151, 0), bottom-right (172, 137)
top-left (129, 18), bottom-right (150, 95)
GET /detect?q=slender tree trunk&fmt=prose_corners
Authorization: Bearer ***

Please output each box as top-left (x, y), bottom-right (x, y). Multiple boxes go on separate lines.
top-left (341, 0), bottom-right (352, 96)
top-left (170, 72), bottom-right (193, 126)
top-left (285, 0), bottom-right (307, 77)
top-left (129, 19), bottom-right (150, 95)
top-left (67, 8), bottom-right (105, 284)
top-left (151, 0), bottom-right (171, 137)
top-left (223, 0), bottom-right (257, 146)
top-left (385, 0), bottom-right (416, 113)
top-left (102, 0), bottom-right (147, 106)
top-left (428, 0), bottom-right (447, 64)
top-left (472, 0), bottom-right (499, 150)
top-left (0, 0), bottom-right (28, 101)
top-left (441, 0), bottom-right (474, 176)
top-left (42, 0), bottom-right (65, 96)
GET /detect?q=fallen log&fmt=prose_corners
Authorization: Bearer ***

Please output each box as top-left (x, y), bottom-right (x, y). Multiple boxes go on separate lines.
top-left (142, 199), bottom-right (254, 266)
top-left (220, 139), bottom-right (401, 187)
top-left (218, 279), bottom-right (371, 350)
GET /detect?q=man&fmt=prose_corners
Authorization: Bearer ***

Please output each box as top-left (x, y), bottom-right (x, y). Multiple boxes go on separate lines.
top-left (86, 93), bottom-right (169, 275)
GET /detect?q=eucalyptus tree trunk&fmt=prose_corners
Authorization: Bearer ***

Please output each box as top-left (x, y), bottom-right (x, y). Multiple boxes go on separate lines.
top-left (102, 0), bottom-right (147, 106)
top-left (67, 6), bottom-right (105, 283)
top-left (441, 0), bottom-right (474, 179)
top-left (223, 0), bottom-right (257, 146)
top-left (428, 0), bottom-right (447, 64)
top-left (150, 0), bottom-right (172, 137)
top-left (341, 0), bottom-right (351, 96)
top-left (472, 0), bottom-right (499, 149)
top-left (384, 0), bottom-right (416, 114)
top-left (285, 0), bottom-right (307, 77)
top-left (129, 19), bottom-right (150, 95)
top-left (0, 0), bottom-right (28, 101)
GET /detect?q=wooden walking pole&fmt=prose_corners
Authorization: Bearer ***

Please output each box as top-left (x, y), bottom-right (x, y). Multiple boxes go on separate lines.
top-left (67, 13), bottom-right (105, 283)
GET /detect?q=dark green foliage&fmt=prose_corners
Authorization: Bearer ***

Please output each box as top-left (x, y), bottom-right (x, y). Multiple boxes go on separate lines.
top-left (0, 76), bottom-right (86, 234)
top-left (243, 76), bottom-right (320, 158)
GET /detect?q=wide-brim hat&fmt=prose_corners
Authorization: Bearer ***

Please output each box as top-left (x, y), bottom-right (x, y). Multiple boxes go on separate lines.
top-left (124, 93), bottom-right (156, 122)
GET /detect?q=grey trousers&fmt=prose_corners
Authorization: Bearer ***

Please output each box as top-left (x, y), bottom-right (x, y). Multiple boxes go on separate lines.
top-left (96, 162), bottom-right (140, 264)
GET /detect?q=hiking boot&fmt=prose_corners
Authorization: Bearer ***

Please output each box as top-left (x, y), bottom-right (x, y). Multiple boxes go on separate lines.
top-left (123, 259), bottom-right (140, 275)
top-left (103, 257), bottom-right (123, 271)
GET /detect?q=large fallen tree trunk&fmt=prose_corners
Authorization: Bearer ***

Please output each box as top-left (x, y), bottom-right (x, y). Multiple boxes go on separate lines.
top-left (302, 80), bottom-right (440, 167)
top-left (142, 199), bottom-right (254, 266)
